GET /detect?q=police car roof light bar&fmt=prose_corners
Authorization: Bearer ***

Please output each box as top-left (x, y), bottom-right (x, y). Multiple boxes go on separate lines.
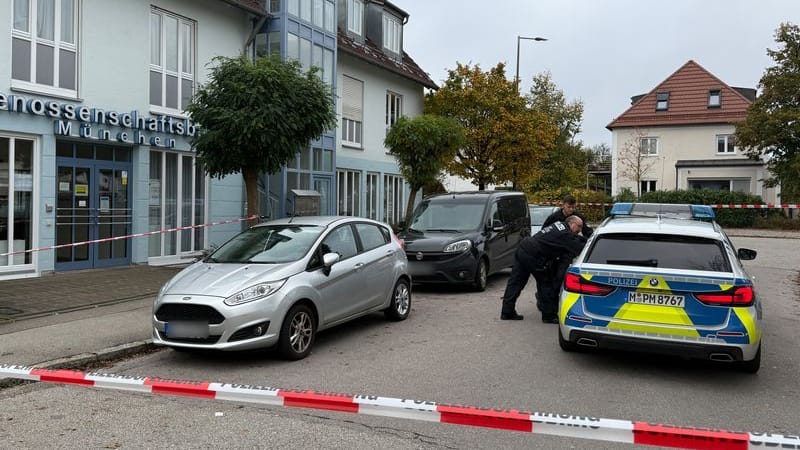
top-left (609, 203), bottom-right (716, 221)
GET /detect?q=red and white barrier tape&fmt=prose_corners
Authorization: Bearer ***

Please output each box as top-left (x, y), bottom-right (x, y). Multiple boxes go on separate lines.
top-left (0, 216), bottom-right (257, 258)
top-left (1, 364), bottom-right (796, 449)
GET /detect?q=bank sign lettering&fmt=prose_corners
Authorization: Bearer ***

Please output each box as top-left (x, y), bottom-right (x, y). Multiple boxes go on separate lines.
top-left (0, 92), bottom-right (195, 148)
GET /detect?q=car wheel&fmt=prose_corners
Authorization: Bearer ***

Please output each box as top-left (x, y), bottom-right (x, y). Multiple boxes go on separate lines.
top-left (558, 327), bottom-right (580, 352)
top-left (278, 304), bottom-right (316, 360)
top-left (473, 258), bottom-right (488, 292)
top-left (736, 344), bottom-right (761, 374)
top-left (384, 278), bottom-right (411, 321)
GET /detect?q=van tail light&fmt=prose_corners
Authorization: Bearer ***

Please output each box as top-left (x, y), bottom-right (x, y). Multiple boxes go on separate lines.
top-left (392, 231), bottom-right (405, 250)
top-left (695, 286), bottom-right (754, 307)
top-left (564, 273), bottom-right (615, 296)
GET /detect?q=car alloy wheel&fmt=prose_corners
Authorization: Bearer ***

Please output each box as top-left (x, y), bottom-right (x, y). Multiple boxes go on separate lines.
top-left (279, 304), bottom-right (316, 360)
top-left (385, 279), bottom-right (411, 321)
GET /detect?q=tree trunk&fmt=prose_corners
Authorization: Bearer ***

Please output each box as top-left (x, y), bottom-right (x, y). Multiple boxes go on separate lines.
top-left (404, 187), bottom-right (419, 230)
top-left (242, 167), bottom-right (260, 225)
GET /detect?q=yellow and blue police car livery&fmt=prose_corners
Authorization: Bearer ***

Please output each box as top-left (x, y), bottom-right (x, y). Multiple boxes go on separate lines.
top-left (557, 203), bottom-right (762, 373)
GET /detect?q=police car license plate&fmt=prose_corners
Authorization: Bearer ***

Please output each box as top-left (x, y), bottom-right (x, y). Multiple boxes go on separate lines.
top-left (165, 321), bottom-right (209, 339)
top-left (627, 292), bottom-right (685, 307)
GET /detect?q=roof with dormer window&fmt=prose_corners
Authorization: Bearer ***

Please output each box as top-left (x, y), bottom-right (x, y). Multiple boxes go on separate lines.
top-left (607, 60), bottom-right (753, 130)
top-left (338, 29), bottom-right (437, 89)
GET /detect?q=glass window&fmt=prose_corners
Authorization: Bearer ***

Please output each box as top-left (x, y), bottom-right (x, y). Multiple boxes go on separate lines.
top-left (408, 201), bottom-right (485, 233)
top-left (322, 225), bottom-right (358, 259)
top-left (300, 0), bottom-right (311, 22)
top-left (716, 135), bottom-right (736, 153)
top-left (14, 0), bottom-right (30, 31)
top-left (313, 0), bottom-right (323, 27)
top-left (150, 8), bottom-right (195, 112)
top-left (0, 137), bottom-right (35, 267)
top-left (655, 91), bottom-right (669, 111)
top-left (269, 0), bottom-right (280, 13)
top-left (347, 0), bottom-right (363, 35)
top-left (366, 173), bottom-right (378, 220)
top-left (342, 76), bottom-right (363, 145)
top-left (268, 32), bottom-right (281, 57)
top-left (355, 223), bottom-right (388, 251)
top-left (287, 33), bottom-right (299, 61)
top-left (382, 14), bottom-right (401, 53)
top-left (288, 0), bottom-right (298, 16)
top-left (337, 169), bottom-right (361, 216)
top-left (585, 233), bottom-right (731, 272)
top-left (312, 44), bottom-right (323, 71)
top-left (639, 137), bottom-right (658, 156)
top-left (12, 0), bottom-right (78, 93)
top-left (386, 91), bottom-right (402, 132)
top-left (211, 225), bottom-right (324, 263)
top-left (300, 38), bottom-right (311, 72)
top-left (383, 174), bottom-right (405, 225)
top-left (324, 0), bottom-right (335, 32)
top-left (708, 90), bottom-right (721, 108)
top-left (640, 180), bottom-right (657, 193)
top-left (323, 48), bottom-right (334, 85)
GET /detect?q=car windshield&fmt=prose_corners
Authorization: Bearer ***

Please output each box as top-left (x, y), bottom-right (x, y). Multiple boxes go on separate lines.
top-left (208, 225), bottom-right (324, 264)
top-left (585, 233), bottom-right (732, 272)
top-left (408, 202), bottom-right (485, 232)
top-left (529, 207), bottom-right (553, 226)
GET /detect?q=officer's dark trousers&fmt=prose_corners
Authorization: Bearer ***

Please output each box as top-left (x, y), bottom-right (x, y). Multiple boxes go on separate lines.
top-left (537, 258), bottom-right (567, 318)
top-left (502, 246), bottom-right (549, 315)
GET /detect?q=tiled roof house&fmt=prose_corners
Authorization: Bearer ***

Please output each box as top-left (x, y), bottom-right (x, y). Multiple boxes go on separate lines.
top-left (606, 60), bottom-right (778, 203)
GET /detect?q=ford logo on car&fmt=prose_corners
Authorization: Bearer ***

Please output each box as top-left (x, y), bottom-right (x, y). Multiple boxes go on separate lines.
top-left (416, 252), bottom-right (424, 261)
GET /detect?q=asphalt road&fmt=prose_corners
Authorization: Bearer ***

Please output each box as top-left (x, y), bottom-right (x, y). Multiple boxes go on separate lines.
top-left (1, 236), bottom-right (798, 449)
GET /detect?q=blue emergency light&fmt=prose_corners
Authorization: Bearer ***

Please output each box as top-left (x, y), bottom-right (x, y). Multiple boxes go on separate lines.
top-left (609, 203), bottom-right (716, 221)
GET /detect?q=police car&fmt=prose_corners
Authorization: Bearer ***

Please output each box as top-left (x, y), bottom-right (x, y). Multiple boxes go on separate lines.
top-left (557, 203), bottom-right (762, 373)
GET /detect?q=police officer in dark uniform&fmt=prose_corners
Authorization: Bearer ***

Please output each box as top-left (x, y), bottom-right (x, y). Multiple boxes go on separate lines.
top-left (500, 215), bottom-right (587, 322)
top-left (541, 194), bottom-right (594, 238)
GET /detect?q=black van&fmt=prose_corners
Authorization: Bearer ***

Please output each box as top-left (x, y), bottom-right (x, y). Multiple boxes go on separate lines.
top-left (398, 191), bottom-right (530, 291)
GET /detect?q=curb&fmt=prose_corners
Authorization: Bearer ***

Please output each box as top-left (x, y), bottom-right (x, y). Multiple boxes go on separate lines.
top-left (0, 340), bottom-right (155, 390)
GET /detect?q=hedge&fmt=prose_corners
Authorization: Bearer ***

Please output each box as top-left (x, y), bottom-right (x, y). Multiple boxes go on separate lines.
top-left (527, 188), bottom-right (612, 223)
top-left (638, 190), bottom-right (767, 228)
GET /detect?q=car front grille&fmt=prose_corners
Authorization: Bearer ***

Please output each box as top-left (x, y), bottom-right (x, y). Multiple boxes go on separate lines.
top-left (406, 252), bottom-right (452, 261)
top-left (155, 304), bottom-right (225, 324)
top-left (157, 330), bottom-right (221, 345)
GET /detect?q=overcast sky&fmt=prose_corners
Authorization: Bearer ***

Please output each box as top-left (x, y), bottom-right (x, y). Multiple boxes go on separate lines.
top-left (397, 0), bottom-right (798, 148)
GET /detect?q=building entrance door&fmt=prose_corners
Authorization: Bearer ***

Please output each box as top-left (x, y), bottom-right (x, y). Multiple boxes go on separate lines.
top-left (55, 143), bottom-right (132, 270)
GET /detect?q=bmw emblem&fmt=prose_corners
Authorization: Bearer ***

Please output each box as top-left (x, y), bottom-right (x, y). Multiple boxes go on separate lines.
top-left (416, 252), bottom-right (424, 261)
top-left (649, 279), bottom-right (659, 287)
top-left (182, 296), bottom-right (192, 301)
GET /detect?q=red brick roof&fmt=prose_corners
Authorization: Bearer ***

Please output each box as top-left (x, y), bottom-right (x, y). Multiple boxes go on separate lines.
top-left (607, 60), bottom-right (753, 130)
top-left (220, 0), bottom-right (266, 15)
top-left (338, 30), bottom-right (438, 89)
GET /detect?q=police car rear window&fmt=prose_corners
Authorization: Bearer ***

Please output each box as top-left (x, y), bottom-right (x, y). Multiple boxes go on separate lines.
top-left (585, 233), bottom-right (731, 272)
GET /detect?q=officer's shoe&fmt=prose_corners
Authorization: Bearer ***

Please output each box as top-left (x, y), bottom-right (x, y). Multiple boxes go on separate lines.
top-left (501, 312), bottom-right (524, 321)
top-left (541, 315), bottom-right (559, 324)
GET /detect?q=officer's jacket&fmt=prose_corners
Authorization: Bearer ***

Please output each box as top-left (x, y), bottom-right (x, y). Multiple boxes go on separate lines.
top-left (519, 222), bottom-right (587, 262)
top-left (542, 209), bottom-right (594, 237)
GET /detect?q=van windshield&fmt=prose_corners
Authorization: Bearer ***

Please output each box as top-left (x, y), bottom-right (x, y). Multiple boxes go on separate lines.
top-left (408, 202), bottom-right (485, 232)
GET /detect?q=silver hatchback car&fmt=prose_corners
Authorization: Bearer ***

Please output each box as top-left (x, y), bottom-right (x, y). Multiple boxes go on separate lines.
top-left (152, 216), bottom-right (411, 360)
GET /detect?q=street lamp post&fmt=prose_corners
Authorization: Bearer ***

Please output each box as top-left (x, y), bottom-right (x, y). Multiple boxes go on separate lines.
top-left (515, 35), bottom-right (548, 90)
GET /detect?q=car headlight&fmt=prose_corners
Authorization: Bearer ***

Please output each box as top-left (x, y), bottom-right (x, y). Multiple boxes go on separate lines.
top-left (224, 280), bottom-right (286, 306)
top-left (443, 239), bottom-right (472, 253)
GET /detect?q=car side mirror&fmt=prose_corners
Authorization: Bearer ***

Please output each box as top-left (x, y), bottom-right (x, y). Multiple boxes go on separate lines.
top-left (491, 219), bottom-right (504, 232)
top-left (322, 252), bottom-right (340, 276)
top-left (737, 248), bottom-right (757, 261)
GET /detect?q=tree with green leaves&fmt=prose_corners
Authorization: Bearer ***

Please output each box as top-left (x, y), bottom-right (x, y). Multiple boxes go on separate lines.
top-left (736, 22), bottom-right (800, 202)
top-left (425, 62), bottom-right (553, 190)
top-left (525, 72), bottom-right (586, 192)
top-left (186, 55), bottom-right (336, 221)
top-left (384, 115), bottom-right (465, 222)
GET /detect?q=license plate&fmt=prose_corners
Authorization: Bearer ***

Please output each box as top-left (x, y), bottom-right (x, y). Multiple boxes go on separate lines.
top-left (627, 292), bottom-right (685, 307)
top-left (165, 321), bottom-right (209, 339)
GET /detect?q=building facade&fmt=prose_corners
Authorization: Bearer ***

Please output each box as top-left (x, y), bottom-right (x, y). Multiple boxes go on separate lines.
top-left (607, 60), bottom-right (779, 203)
top-left (1, 0), bottom-right (434, 280)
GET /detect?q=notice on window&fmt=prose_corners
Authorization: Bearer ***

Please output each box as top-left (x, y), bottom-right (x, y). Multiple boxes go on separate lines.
top-left (149, 180), bottom-right (161, 206)
top-left (75, 184), bottom-right (88, 196)
top-left (100, 195), bottom-right (110, 213)
top-left (121, 171), bottom-right (128, 186)
top-left (59, 182), bottom-right (70, 192)
top-left (14, 173), bottom-right (33, 192)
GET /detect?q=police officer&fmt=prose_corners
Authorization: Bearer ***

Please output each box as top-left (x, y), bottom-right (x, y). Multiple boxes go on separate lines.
top-left (542, 194), bottom-right (594, 238)
top-left (500, 215), bottom-right (587, 322)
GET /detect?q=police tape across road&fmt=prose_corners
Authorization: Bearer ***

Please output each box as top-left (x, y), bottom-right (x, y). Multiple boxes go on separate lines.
top-left (0, 364), bottom-right (797, 449)
top-left (0, 216), bottom-right (258, 258)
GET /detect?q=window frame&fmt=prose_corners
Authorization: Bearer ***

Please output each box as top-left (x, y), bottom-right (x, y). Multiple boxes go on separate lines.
top-left (382, 13), bottom-right (401, 54)
top-left (655, 91), bottom-right (669, 111)
top-left (11, 0), bottom-right (79, 98)
top-left (347, 0), bottom-right (363, 36)
top-left (716, 134), bottom-right (736, 154)
top-left (385, 91), bottom-right (403, 135)
top-left (337, 169), bottom-right (362, 216)
top-left (0, 133), bottom-right (39, 270)
top-left (383, 174), bottom-right (405, 225)
top-left (149, 7), bottom-right (196, 117)
top-left (708, 89), bottom-right (721, 108)
top-left (640, 180), bottom-right (657, 194)
top-left (639, 137), bottom-right (659, 156)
